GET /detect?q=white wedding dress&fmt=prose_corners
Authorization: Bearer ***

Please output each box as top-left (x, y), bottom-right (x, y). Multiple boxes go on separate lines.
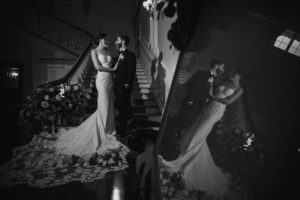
top-left (160, 85), bottom-right (236, 199)
top-left (56, 53), bottom-right (121, 157)
top-left (0, 52), bottom-right (129, 188)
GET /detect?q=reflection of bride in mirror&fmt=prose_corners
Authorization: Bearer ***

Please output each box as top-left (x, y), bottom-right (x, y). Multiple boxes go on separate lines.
top-left (159, 69), bottom-right (244, 199)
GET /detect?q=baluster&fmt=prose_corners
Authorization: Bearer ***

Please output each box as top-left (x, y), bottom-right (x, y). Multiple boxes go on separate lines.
top-left (54, 23), bottom-right (59, 39)
top-left (59, 29), bottom-right (63, 41)
top-left (14, 1), bottom-right (91, 60)
top-left (45, 16), bottom-right (50, 34)
top-left (73, 34), bottom-right (77, 48)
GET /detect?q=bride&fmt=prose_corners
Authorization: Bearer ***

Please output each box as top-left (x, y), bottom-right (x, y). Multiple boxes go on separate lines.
top-left (0, 33), bottom-right (129, 188)
top-left (56, 32), bottom-right (125, 157)
top-left (159, 70), bottom-right (244, 199)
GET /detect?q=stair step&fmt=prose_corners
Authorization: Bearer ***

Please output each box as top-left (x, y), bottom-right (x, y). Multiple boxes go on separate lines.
top-left (136, 68), bottom-right (144, 72)
top-left (136, 75), bottom-right (147, 79)
top-left (133, 111), bottom-right (161, 117)
top-left (147, 116), bottom-right (163, 123)
top-left (139, 82), bottom-right (151, 87)
top-left (133, 84), bottom-right (151, 89)
top-left (131, 99), bottom-right (157, 107)
top-left (134, 77), bottom-right (148, 82)
top-left (133, 88), bottom-right (152, 94)
top-left (136, 71), bottom-right (145, 75)
top-left (133, 106), bottom-right (160, 114)
top-left (132, 93), bottom-right (154, 100)
top-left (136, 79), bottom-right (149, 84)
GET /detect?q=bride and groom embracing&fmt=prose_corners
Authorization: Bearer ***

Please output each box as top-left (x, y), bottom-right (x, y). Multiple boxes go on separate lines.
top-left (0, 33), bottom-right (136, 187)
top-left (57, 32), bottom-right (136, 157)
top-left (159, 59), bottom-right (246, 199)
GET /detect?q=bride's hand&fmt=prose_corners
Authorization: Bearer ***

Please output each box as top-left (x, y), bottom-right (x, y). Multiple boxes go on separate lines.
top-left (112, 55), bottom-right (124, 71)
top-left (118, 54), bottom-right (124, 61)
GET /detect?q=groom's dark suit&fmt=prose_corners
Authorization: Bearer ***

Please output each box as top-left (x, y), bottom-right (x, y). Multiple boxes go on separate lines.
top-left (171, 70), bottom-right (214, 131)
top-left (114, 49), bottom-right (136, 136)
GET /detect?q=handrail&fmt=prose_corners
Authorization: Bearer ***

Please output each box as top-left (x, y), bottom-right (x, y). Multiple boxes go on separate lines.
top-left (19, 25), bottom-right (81, 57)
top-left (39, 41), bottom-right (94, 88)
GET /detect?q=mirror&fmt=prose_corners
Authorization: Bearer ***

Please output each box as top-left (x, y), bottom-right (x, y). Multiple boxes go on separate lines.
top-left (154, 1), bottom-right (299, 199)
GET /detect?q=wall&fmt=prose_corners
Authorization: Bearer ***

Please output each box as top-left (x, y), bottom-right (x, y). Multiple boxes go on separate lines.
top-left (0, 2), bottom-right (35, 95)
top-left (33, 43), bottom-right (77, 87)
top-left (137, 3), bottom-right (180, 111)
top-left (155, 1), bottom-right (299, 198)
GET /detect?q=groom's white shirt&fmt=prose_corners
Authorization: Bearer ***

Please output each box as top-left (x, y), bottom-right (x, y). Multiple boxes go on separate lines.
top-left (119, 47), bottom-right (127, 53)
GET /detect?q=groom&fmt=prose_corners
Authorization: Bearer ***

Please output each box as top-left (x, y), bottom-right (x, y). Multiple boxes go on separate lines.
top-left (114, 35), bottom-right (136, 137)
top-left (170, 58), bottom-right (225, 132)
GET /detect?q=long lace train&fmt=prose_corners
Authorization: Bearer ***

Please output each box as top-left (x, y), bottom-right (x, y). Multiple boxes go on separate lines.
top-left (0, 128), bottom-right (129, 188)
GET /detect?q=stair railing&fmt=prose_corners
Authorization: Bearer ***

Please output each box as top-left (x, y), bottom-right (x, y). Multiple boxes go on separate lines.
top-left (39, 41), bottom-right (94, 88)
top-left (10, 0), bottom-right (93, 56)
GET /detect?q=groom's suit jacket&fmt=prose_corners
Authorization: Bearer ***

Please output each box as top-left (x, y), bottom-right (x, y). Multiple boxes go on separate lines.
top-left (114, 49), bottom-right (136, 88)
top-left (184, 70), bottom-right (213, 111)
top-left (170, 70), bottom-right (214, 132)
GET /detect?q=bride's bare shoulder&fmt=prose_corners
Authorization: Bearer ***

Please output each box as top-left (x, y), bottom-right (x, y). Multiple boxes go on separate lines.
top-left (91, 48), bottom-right (100, 57)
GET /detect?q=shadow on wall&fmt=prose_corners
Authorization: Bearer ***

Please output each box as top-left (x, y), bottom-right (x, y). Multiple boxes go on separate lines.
top-left (150, 51), bottom-right (166, 109)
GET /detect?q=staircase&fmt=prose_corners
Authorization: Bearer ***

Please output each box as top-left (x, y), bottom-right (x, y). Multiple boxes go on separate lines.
top-left (132, 59), bottom-right (162, 122)
top-left (82, 58), bottom-right (162, 122)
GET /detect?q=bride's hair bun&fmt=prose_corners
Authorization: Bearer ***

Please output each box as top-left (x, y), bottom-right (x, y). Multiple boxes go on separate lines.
top-left (93, 32), bottom-right (108, 46)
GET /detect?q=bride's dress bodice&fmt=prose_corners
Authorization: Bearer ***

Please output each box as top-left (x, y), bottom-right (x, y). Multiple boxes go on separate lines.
top-left (97, 53), bottom-right (113, 87)
top-left (211, 84), bottom-right (235, 111)
top-left (215, 85), bottom-right (235, 99)
top-left (98, 54), bottom-right (112, 68)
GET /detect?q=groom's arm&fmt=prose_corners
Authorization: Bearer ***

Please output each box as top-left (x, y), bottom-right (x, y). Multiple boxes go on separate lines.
top-left (125, 53), bottom-right (136, 87)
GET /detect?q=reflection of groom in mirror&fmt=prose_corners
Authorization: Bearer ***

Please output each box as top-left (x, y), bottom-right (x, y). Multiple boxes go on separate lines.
top-left (114, 35), bottom-right (136, 137)
top-left (170, 59), bottom-right (225, 134)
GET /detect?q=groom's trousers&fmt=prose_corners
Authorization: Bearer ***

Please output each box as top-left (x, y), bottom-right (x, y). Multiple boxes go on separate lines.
top-left (115, 85), bottom-right (133, 137)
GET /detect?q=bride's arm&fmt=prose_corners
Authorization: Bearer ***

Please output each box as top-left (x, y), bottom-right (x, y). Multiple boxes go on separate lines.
top-left (210, 87), bottom-right (244, 105)
top-left (91, 49), bottom-right (115, 72)
top-left (111, 54), bottom-right (124, 71)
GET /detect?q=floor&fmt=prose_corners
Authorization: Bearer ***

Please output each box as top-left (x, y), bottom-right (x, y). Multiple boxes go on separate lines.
top-left (0, 110), bottom-right (141, 200)
top-left (0, 137), bottom-right (141, 200)
top-left (0, 166), bottom-right (140, 200)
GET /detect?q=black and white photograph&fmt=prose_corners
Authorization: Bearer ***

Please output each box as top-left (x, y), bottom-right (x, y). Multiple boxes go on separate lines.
top-left (0, 0), bottom-right (299, 200)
